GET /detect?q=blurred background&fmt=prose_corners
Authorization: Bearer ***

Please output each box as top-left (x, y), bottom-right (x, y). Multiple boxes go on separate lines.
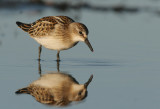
top-left (1, 0), bottom-right (160, 109)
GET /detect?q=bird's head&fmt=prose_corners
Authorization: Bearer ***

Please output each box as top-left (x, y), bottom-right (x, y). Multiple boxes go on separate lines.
top-left (69, 22), bottom-right (94, 52)
top-left (69, 75), bottom-right (93, 101)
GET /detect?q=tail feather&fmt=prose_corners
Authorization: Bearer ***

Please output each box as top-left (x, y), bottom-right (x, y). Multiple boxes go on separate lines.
top-left (15, 87), bottom-right (29, 94)
top-left (16, 21), bottom-right (31, 32)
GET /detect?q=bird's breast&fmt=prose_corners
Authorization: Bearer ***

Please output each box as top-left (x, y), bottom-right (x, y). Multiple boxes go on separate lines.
top-left (32, 36), bottom-right (77, 51)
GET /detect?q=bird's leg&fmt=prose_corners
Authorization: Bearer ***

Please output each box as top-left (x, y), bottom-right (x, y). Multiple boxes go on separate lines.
top-left (38, 45), bottom-right (42, 61)
top-left (57, 60), bottom-right (60, 72)
top-left (38, 59), bottom-right (42, 76)
top-left (56, 51), bottom-right (60, 62)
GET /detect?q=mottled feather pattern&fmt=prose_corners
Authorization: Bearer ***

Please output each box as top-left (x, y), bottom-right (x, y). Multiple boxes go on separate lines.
top-left (16, 84), bottom-right (70, 105)
top-left (15, 73), bottom-right (93, 106)
top-left (28, 85), bottom-right (55, 104)
top-left (55, 16), bottom-right (74, 24)
top-left (17, 16), bottom-right (75, 37)
top-left (16, 22), bottom-right (31, 32)
top-left (29, 21), bottom-right (56, 36)
top-left (16, 15), bottom-right (93, 60)
top-left (16, 85), bottom-right (55, 104)
top-left (15, 87), bottom-right (29, 94)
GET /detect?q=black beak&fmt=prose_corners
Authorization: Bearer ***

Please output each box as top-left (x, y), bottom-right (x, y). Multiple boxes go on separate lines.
top-left (85, 38), bottom-right (94, 52)
top-left (84, 74), bottom-right (93, 88)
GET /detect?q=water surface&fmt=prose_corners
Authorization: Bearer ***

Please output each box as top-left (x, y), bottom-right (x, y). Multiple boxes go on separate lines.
top-left (1, 1), bottom-right (160, 109)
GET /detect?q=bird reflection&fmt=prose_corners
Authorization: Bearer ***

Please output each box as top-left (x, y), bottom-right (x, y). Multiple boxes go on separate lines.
top-left (15, 61), bottom-right (93, 106)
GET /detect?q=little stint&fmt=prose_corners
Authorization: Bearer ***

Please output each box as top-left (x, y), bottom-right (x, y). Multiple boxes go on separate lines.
top-left (15, 72), bottom-right (93, 106)
top-left (16, 16), bottom-right (93, 61)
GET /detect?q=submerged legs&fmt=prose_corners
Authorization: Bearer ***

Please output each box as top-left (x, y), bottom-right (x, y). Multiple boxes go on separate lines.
top-left (38, 45), bottom-right (42, 60)
top-left (57, 60), bottom-right (60, 72)
top-left (38, 46), bottom-right (61, 73)
top-left (57, 51), bottom-right (60, 62)
top-left (38, 59), bottom-right (42, 76)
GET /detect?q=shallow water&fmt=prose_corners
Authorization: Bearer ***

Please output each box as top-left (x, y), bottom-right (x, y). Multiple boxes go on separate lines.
top-left (1, 1), bottom-right (160, 109)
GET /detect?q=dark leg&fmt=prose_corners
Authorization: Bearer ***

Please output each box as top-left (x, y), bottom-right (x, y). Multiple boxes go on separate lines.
top-left (57, 60), bottom-right (60, 72)
top-left (56, 51), bottom-right (60, 62)
top-left (38, 45), bottom-right (42, 61)
top-left (38, 59), bottom-right (42, 76)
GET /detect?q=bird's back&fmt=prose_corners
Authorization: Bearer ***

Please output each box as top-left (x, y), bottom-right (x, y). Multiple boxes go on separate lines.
top-left (15, 73), bottom-right (79, 105)
top-left (16, 85), bottom-right (55, 104)
top-left (16, 16), bottom-right (74, 37)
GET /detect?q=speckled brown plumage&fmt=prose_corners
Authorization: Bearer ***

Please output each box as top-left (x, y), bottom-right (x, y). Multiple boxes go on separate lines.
top-left (17, 16), bottom-right (74, 37)
top-left (16, 16), bottom-right (93, 61)
top-left (15, 73), bottom-right (93, 106)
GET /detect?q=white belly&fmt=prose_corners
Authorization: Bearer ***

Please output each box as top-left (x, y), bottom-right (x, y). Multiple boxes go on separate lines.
top-left (33, 36), bottom-right (70, 50)
top-left (32, 73), bottom-right (66, 88)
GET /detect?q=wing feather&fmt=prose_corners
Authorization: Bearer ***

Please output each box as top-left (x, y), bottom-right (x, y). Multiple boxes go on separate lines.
top-left (28, 16), bottom-right (74, 37)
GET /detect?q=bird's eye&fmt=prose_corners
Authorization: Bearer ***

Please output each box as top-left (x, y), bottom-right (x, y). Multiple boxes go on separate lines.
top-left (79, 31), bottom-right (83, 35)
top-left (78, 90), bottom-right (83, 96)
